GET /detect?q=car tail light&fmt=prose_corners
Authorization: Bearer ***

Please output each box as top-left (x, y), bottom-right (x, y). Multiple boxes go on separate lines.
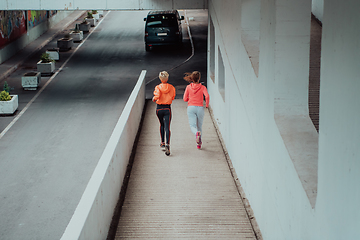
top-left (145, 31), bottom-right (148, 37)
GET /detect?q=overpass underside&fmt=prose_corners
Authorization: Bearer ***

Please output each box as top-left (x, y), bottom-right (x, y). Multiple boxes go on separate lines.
top-left (1, 0), bottom-right (208, 10)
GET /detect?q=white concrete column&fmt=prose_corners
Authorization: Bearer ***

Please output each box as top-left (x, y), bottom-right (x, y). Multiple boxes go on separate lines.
top-left (316, 1), bottom-right (360, 239)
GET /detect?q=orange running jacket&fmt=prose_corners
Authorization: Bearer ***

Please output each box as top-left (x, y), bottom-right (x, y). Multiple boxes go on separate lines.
top-left (153, 83), bottom-right (176, 105)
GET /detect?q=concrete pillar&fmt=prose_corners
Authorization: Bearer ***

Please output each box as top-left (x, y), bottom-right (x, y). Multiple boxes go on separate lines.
top-left (316, 1), bottom-right (360, 239)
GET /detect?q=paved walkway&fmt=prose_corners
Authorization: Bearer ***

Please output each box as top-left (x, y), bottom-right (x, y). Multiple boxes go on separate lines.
top-left (114, 100), bottom-right (258, 239)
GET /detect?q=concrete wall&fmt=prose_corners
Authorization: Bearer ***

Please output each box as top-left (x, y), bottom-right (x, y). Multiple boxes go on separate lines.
top-left (207, 0), bottom-right (360, 239)
top-left (0, 11), bottom-right (74, 64)
top-left (61, 71), bottom-right (146, 240)
top-left (1, 0), bottom-right (208, 10)
top-left (316, 0), bottom-right (360, 238)
top-left (312, 0), bottom-right (324, 22)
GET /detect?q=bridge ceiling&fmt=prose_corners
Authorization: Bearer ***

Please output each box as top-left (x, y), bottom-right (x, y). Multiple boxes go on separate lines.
top-left (1, 0), bottom-right (208, 10)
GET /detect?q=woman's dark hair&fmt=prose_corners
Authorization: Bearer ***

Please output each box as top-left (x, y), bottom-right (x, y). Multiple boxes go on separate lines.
top-left (183, 71), bottom-right (201, 83)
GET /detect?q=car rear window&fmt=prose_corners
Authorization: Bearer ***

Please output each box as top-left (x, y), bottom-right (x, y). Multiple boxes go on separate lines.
top-left (146, 14), bottom-right (178, 28)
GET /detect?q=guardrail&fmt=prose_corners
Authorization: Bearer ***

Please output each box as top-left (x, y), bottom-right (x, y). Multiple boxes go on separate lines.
top-left (61, 70), bottom-right (146, 240)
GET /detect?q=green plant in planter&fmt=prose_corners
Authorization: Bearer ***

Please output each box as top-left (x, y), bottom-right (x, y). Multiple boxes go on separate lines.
top-left (92, 10), bottom-right (98, 14)
top-left (40, 52), bottom-right (54, 63)
top-left (0, 90), bottom-right (11, 101)
top-left (3, 81), bottom-right (10, 93)
top-left (74, 24), bottom-right (81, 33)
top-left (87, 12), bottom-right (93, 18)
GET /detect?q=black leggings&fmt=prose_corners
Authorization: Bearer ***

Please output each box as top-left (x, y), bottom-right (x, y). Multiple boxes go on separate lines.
top-left (156, 104), bottom-right (172, 145)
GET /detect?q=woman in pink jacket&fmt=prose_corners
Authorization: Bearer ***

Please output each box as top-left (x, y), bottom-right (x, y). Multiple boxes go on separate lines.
top-left (183, 71), bottom-right (210, 149)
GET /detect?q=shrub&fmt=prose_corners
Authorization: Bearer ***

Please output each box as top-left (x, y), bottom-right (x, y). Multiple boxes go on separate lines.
top-left (40, 52), bottom-right (54, 63)
top-left (3, 81), bottom-right (10, 93)
top-left (87, 12), bottom-right (93, 18)
top-left (0, 90), bottom-right (12, 101)
top-left (74, 24), bottom-right (81, 32)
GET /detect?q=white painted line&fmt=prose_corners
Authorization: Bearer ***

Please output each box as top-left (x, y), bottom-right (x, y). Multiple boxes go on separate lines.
top-left (0, 11), bottom-right (111, 140)
top-left (145, 10), bottom-right (195, 85)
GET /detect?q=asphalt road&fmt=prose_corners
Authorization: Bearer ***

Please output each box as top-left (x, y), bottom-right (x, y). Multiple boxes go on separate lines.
top-left (0, 10), bottom-right (207, 240)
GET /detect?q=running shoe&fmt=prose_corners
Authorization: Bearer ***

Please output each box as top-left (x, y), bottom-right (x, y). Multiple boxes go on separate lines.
top-left (160, 142), bottom-right (165, 149)
top-left (165, 144), bottom-right (170, 156)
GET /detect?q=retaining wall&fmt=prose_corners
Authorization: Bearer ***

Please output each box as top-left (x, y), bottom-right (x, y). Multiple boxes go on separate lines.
top-left (60, 70), bottom-right (146, 240)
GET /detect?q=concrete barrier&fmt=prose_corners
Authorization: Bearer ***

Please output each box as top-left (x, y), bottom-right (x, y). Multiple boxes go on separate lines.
top-left (61, 70), bottom-right (146, 240)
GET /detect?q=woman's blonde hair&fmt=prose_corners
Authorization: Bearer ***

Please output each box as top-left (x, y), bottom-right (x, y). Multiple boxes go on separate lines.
top-left (183, 71), bottom-right (201, 83)
top-left (159, 71), bottom-right (169, 82)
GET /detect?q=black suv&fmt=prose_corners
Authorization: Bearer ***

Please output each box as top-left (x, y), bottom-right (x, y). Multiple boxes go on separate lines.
top-left (144, 10), bottom-right (184, 51)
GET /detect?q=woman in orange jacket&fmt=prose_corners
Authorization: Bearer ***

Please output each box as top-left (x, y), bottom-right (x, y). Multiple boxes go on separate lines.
top-left (183, 71), bottom-right (209, 149)
top-left (152, 71), bottom-right (176, 156)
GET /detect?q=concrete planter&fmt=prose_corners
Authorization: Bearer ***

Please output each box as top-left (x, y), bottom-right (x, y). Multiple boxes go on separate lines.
top-left (85, 18), bottom-right (96, 27)
top-left (98, 10), bottom-right (104, 17)
top-left (0, 95), bottom-right (18, 115)
top-left (78, 22), bottom-right (90, 32)
top-left (93, 13), bottom-right (100, 20)
top-left (69, 31), bottom-right (83, 42)
top-left (37, 60), bottom-right (55, 75)
top-left (57, 37), bottom-right (73, 51)
top-left (46, 48), bottom-right (59, 61)
top-left (22, 71), bottom-right (41, 90)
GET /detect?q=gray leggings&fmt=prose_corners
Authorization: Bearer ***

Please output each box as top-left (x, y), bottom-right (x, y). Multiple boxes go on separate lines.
top-left (187, 106), bottom-right (204, 135)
